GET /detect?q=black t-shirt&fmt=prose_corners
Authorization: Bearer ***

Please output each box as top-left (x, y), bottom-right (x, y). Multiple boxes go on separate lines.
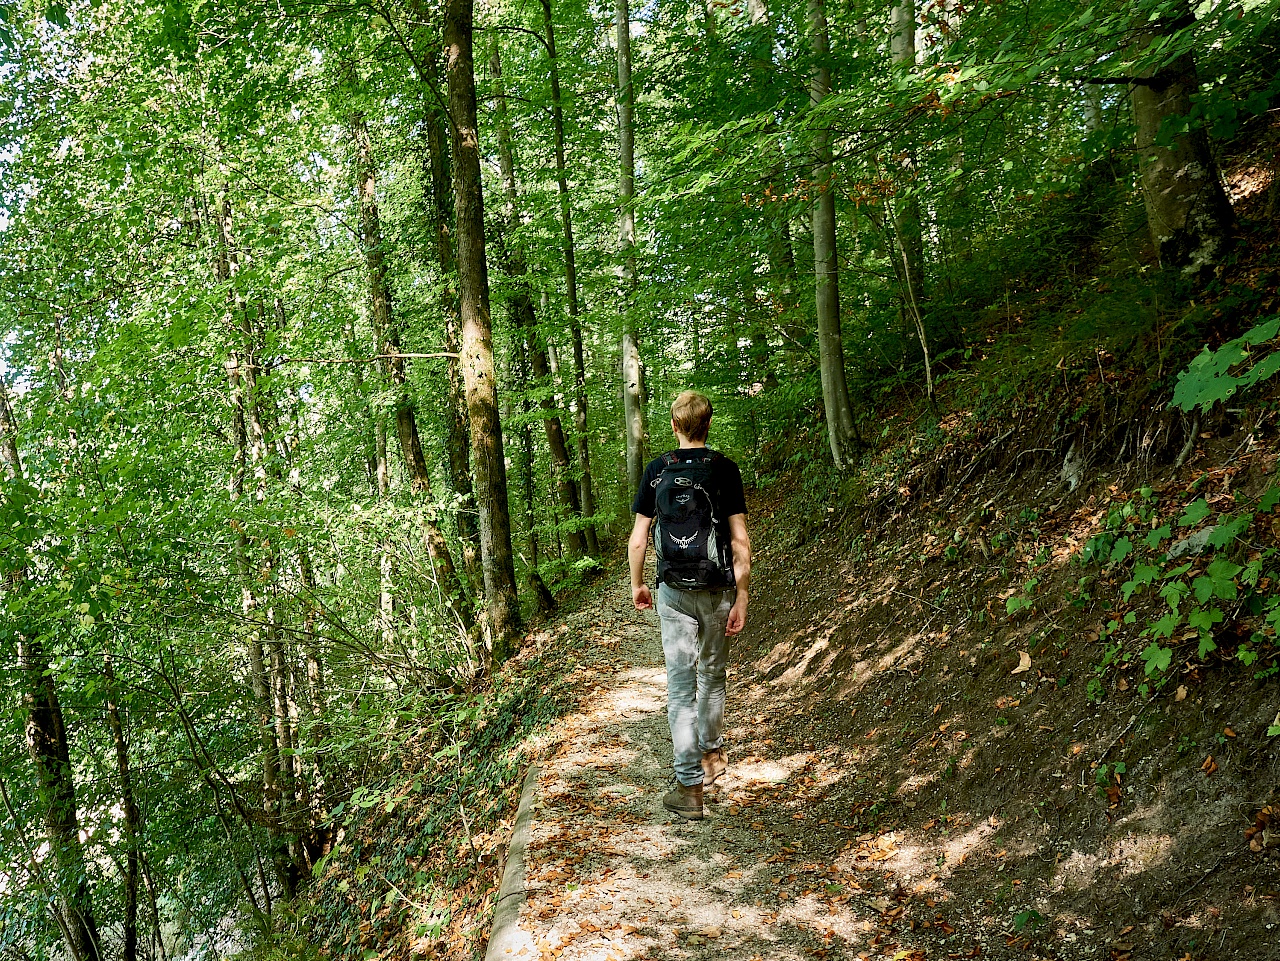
top-left (631, 448), bottom-right (748, 519)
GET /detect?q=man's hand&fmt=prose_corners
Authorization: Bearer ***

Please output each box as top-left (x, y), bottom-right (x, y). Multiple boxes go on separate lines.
top-left (726, 593), bottom-right (748, 635)
top-left (633, 584), bottom-right (653, 611)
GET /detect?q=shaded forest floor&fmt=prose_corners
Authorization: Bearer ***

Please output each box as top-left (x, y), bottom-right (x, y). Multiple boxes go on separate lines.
top-left (480, 420), bottom-right (1280, 961)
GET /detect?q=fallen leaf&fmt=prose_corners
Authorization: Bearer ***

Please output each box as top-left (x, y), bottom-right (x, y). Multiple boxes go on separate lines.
top-left (1011, 651), bottom-right (1032, 675)
top-left (1175, 685), bottom-right (1188, 701)
top-left (1223, 726), bottom-right (1236, 738)
top-left (1201, 755), bottom-right (1218, 776)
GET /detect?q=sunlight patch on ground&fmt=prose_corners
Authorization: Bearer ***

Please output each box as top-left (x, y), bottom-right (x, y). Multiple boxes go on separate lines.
top-left (770, 636), bottom-right (831, 686)
top-left (735, 752), bottom-right (812, 785)
top-left (934, 818), bottom-right (1002, 878)
top-left (873, 634), bottom-right (927, 674)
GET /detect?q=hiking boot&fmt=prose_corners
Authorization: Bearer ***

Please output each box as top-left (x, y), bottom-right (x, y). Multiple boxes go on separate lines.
top-left (662, 780), bottom-right (704, 820)
top-left (701, 746), bottom-right (728, 789)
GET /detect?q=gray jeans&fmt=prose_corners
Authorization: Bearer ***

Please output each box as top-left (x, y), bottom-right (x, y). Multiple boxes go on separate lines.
top-left (656, 582), bottom-right (735, 786)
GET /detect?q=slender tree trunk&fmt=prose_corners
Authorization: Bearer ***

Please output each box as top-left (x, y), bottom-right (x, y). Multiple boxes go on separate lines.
top-left (541, 0), bottom-right (599, 554)
top-left (890, 0), bottom-right (931, 401)
top-left (616, 0), bottom-right (646, 492)
top-left (211, 194), bottom-right (286, 891)
top-left (140, 856), bottom-right (169, 961)
top-left (350, 113), bottom-right (475, 631)
top-left (1129, 4), bottom-right (1233, 273)
top-left (492, 40), bottom-right (588, 562)
top-left (297, 545), bottom-right (328, 793)
top-left (444, 0), bottom-right (522, 656)
top-left (808, 0), bottom-right (861, 468)
top-left (513, 328), bottom-right (558, 616)
top-left (104, 655), bottom-right (140, 961)
top-left (2, 380), bottom-right (101, 961)
top-left (20, 644), bottom-right (103, 961)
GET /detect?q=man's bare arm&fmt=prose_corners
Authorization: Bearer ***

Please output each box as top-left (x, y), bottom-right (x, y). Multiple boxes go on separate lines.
top-left (726, 513), bottom-right (751, 634)
top-left (629, 513), bottom-right (654, 610)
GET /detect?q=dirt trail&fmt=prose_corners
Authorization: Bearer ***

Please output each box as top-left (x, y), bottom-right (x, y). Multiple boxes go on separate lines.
top-left (489, 567), bottom-right (950, 961)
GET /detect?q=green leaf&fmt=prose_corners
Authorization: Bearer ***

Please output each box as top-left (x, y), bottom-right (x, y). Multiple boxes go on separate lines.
top-left (1108, 536), bottom-right (1133, 566)
top-left (1198, 634), bottom-right (1218, 658)
top-left (1140, 641), bottom-right (1173, 675)
top-left (1203, 557), bottom-right (1242, 601)
top-left (1179, 498), bottom-right (1210, 527)
top-left (44, 3), bottom-right (69, 27)
top-left (1187, 606), bottom-right (1223, 630)
top-left (1171, 317), bottom-right (1280, 412)
top-left (1122, 563), bottom-right (1160, 601)
top-left (1149, 610), bottom-right (1182, 638)
top-left (1259, 486), bottom-right (1280, 513)
top-left (1144, 524), bottom-right (1172, 549)
top-left (1207, 513), bottom-right (1251, 548)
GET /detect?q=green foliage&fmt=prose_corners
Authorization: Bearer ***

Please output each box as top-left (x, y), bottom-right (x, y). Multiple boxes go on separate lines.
top-left (1171, 316), bottom-right (1280, 413)
top-left (0, 0), bottom-right (1275, 953)
top-left (1081, 480), bottom-right (1280, 686)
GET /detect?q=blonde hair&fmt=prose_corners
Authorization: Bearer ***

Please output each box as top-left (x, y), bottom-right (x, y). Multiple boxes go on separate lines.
top-left (671, 390), bottom-right (713, 442)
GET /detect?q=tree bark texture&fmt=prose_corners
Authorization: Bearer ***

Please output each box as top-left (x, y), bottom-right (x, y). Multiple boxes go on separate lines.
top-left (808, 0), bottom-right (861, 468)
top-left (616, 0), bottom-right (647, 493)
top-left (1129, 6), bottom-right (1233, 273)
top-left (350, 112), bottom-right (475, 631)
top-left (541, 0), bottom-right (600, 554)
top-left (445, 0), bottom-right (523, 655)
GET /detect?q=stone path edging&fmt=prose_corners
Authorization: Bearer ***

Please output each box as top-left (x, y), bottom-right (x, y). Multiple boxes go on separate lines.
top-left (484, 764), bottom-right (541, 961)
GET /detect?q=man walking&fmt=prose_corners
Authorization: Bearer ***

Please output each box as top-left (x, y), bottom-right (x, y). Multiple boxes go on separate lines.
top-left (629, 390), bottom-right (751, 820)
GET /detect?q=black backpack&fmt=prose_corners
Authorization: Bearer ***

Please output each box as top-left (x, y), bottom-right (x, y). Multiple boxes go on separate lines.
top-left (652, 450), bottom-right (734, 590)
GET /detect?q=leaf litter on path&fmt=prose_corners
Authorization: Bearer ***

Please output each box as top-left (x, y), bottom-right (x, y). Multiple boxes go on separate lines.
top-left (496, 568), bottom-right (954, 961)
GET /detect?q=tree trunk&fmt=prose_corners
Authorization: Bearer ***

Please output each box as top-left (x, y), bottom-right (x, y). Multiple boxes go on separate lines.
top-left (211, 193), bottom-right (286, 892)
top-left (541, 0), bottom-right (600, 555)
top-left (349, 112), bottom-right (476, 631)
top-left (514, 325), bottom-right (558, 616)
top-left (421, 71), bottom-right (482, 587)
top-left (616, 0), bottom-right (646, 492)
top-left (890, 0), bottom-right (930, 402)
top-left (1129, 5), bottom-right (1233, 273)
top-left (104, 654), bottom-right (140, 961)
top-left (808, 0), bottom-right (861, 468)
top-left (444, 0), bottom-right (522, 657)
top-left (2, 379), bottom-right (101, 961)
top-left (492, 40), bottom-right (588, 563)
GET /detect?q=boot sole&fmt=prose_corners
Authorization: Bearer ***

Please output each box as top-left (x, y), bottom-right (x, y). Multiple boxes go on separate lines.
top-left (663, 802), bottom-right (704, 820)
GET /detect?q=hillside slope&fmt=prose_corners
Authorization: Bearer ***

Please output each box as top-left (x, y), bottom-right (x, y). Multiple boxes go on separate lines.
top-left (734, 414), bottom-right (1280, 960)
